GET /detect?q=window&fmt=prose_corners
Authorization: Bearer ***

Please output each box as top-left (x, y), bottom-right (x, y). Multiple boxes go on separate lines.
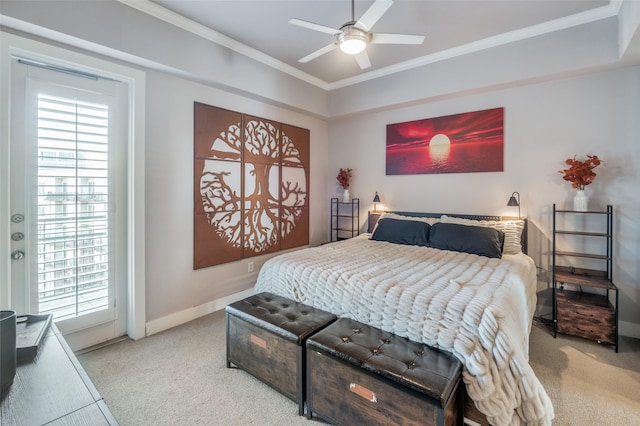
top-left (36, 94), bottom-right (111, 320)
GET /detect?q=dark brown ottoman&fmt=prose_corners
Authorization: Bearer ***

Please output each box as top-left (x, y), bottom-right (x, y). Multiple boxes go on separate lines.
top-left (225, 292), bottom-right (337, 415)
top-left (306, 318), bottom-right (463, 426)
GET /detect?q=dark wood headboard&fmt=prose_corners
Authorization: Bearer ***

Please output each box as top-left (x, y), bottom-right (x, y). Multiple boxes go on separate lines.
top-left (368, 211), bottom-right (528, 254)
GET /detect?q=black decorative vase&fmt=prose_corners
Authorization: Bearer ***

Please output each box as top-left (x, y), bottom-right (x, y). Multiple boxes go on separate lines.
top-left (1, 310), bottom-right (17, 398)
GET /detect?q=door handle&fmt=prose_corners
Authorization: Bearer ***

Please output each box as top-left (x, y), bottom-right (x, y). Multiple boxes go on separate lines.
top-left (11, 250), bottom-right (24, 260)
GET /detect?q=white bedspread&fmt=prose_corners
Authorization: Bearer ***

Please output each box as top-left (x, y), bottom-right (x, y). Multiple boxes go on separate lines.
top-left (254, 235), bottom-right (554, 425)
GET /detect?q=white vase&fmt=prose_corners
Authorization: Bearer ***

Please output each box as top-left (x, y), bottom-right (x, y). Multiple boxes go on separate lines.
top-left (573, 189), bottom-right (589, 211)
top-left (342, 189), bottom-right (350, 203)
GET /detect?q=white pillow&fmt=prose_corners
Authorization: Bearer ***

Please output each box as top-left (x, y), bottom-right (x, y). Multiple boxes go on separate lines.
top-left (370, 212), bottom-right (439, 235)
top-left (439, 215), bottom-right (525, 255)
top-left (380, 212), bottom-right (440, 225)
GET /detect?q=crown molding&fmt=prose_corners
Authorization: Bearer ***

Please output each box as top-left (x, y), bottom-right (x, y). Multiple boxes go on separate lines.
top-left (117, 0), bottom-right (330, 90)
top-left (122, 0), bottom-right (620, 91)
top-left (328, 2), bottom-right (621, 89)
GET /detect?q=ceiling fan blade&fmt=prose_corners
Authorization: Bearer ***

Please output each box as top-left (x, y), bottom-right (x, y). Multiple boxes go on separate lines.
top-left (357, 0), bottom-right (393, 31)
top-left (354, 51), bottom-right (371, 69)
top-left (289, 18), bottom-right (341, 35)
top-left (371, 33), bottom-right (425, 45)
top-left (298, 43), bottom-right (338, 63)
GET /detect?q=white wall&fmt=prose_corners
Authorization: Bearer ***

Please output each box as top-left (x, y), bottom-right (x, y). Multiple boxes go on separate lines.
top-left (144, 70), bottom-right (328, 323)
top-left (328, 66), bottom-right (640, 337)
top-left (328, 17), bottom-right (618, 117)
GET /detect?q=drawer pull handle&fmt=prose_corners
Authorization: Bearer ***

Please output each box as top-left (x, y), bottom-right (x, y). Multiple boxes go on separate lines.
top-left (349, 383), bottom-right (377, 403)
top-left (250, 334), bottom-right (267, 349)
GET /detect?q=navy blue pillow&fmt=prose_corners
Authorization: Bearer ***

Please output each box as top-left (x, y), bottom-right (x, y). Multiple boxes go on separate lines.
top-left (428, 222), bottom-right (505, 259)
top-left (370, 218), bottom-right (430, 246)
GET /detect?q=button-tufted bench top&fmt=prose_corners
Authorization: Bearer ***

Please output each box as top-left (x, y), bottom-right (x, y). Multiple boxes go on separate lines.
top-left (226, 292), bottom-right (338, 345)
top-left (306, 317), bottom-right (462, 408)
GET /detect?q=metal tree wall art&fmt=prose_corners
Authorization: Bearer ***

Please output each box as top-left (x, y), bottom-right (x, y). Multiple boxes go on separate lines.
top-left (194, 103), bottom-right (309, 269)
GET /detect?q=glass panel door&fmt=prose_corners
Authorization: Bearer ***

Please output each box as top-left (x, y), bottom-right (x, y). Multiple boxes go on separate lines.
top-left (10, 59), bottom-right (126, 338)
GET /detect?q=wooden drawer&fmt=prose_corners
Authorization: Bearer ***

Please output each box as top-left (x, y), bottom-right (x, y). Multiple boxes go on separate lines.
top-left (556, 290), bottom-right (615, 344)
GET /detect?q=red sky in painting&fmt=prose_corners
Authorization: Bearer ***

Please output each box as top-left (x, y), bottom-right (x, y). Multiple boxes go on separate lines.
top-left (386, 107), bottom-right (504, 175)
top-left (386, 107), bottom-right (504, 149)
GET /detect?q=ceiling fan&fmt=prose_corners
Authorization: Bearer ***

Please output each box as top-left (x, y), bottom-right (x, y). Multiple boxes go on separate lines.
top-left (289, 0), bottom-right (425, 70)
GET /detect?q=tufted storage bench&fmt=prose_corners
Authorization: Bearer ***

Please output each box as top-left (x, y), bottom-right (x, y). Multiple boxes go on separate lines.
top-left (225, 292), bottom-right (337, 415)
top-left (306, 317), bottom-right (463, 426)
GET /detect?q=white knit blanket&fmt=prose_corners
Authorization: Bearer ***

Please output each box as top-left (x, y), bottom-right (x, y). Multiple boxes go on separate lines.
top-left (254, 235), bottom-right (554, 425)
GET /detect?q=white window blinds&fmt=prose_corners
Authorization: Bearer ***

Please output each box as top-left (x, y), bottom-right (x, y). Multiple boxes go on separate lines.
top-left (36, 94), bottom-right (111, 320)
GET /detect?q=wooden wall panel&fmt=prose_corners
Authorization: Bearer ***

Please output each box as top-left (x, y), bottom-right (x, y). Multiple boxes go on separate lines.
top-left (281, 124), bottom-right (309, 250)
top-left (194, 103), bottom-right (309, 269)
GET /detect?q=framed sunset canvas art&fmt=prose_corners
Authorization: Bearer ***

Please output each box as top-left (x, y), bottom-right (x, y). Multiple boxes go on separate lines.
top-left (386, 107), bottom-right (504, 175)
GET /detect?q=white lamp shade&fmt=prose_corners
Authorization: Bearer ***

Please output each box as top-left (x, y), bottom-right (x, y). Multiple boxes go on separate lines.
top-left (337, 26), bottom-right (370, 55)
top-left (340, 38), bottom-right (367, 54)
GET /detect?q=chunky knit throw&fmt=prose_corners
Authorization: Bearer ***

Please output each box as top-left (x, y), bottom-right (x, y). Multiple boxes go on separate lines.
top-left (255, 235), bottom-right (554, 425)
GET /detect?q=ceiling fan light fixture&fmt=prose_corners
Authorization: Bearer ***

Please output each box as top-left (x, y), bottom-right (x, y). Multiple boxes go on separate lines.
top-left (337, 25), bottom-right (370, 55)
top-left (340, 37), bottom-right (367, 54)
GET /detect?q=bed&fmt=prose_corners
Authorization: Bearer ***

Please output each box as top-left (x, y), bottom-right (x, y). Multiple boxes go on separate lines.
top-left (254, 211), bottom-right (554, 425)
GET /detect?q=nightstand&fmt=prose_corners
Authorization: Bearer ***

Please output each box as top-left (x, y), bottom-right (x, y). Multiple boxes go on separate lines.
top-left (330, 198), bottom-right (359, 241)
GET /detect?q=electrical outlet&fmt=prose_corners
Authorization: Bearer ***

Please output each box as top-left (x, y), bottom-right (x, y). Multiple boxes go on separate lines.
top-left (248, 262), bottom-right (254, 273)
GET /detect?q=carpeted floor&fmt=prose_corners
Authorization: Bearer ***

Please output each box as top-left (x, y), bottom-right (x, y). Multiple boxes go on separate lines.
top-left (77, 310), bottom-right (640, 425)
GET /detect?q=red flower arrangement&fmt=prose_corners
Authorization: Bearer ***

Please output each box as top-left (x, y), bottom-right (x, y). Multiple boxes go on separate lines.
top-left (336, 168), bottom-right (353, 189)
top-left (559, 155), bottom-right (601, 190)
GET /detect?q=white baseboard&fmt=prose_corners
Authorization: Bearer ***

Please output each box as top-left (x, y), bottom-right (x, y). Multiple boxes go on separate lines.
top-left (145, 288), bottom-right (254, 337)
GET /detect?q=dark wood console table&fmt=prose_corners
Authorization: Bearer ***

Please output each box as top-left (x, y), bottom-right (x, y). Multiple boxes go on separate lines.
top-left (1, 323), bottom-right (117, 425)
